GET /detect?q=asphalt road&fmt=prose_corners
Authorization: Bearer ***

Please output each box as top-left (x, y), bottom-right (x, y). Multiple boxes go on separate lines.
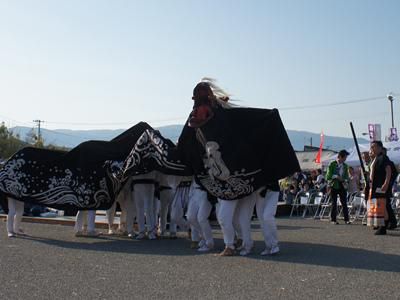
top-left (1, 218), bottom-right (399, 299)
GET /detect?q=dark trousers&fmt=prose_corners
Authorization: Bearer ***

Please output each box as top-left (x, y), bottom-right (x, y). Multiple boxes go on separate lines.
top-left (386, 196), bottom-right (397, 226)
top-left (330, 187), bottom-right (349, 222)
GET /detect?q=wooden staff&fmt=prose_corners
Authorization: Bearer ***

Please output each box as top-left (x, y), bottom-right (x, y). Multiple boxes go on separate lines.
top-left (350, 122), bottom-right (369, 191)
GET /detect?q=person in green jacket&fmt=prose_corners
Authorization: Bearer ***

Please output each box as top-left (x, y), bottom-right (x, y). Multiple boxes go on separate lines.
top-left (326, 150), bottom-right (351, 224)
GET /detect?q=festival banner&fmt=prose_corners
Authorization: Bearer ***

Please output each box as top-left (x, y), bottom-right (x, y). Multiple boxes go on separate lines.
top-left (315, 132), bottom-right (324, 163)
top-left (368, 124), bottom-right (381, 141)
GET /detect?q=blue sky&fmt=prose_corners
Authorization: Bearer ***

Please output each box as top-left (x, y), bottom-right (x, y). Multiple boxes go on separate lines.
top-left (0, 0), bottom-right (399, 139)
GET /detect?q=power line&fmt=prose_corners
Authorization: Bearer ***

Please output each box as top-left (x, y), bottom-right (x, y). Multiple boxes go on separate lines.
top-left (23, 95), bottom-right (389, 126)
top-left (44, 117), bottom-right (187, 126)
top-left (41, 128), bottom-right (93, 139)
top-left (35, 94), bottom-right (400, 125)
top-left (0, 114), bottom-right (33, 127)
top-left (1, 93), bottom-right (398, 130)
top-left (277, 95), bottom-right (387, 111)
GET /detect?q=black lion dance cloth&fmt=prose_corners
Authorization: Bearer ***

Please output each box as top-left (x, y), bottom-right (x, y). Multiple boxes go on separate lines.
top-left (176, 106), bottom-right (300, 200)
top-left (0, 122), bottom-right (189, 211)
top-left (0, 105), bottom-right (300, 209)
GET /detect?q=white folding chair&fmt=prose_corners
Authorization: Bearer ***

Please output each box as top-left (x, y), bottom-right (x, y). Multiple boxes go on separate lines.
top-left (313, 192), bottom-right (325, 219)
top-left (341, 192), bottom-right (358, 221)
top-left (392, 192), bottom-right (400, 226)
top-left (302, 191), bottom-right (320, 218)
top-left (352, 192), bottom-right (367, 221)
top-left (318, 193), bottom-right (334, 220)
top-left (290, 192), bottom-right (308, 217)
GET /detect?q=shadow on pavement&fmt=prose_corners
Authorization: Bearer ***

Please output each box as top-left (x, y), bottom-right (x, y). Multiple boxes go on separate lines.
top-left (20, 234), bottom-right (225, 257)
top-left (20, 234), bottom-right (400, 273)
top-left (277, 225), bottom-right (321, 230)
top-left (253, 240), bottom-right (400, 273)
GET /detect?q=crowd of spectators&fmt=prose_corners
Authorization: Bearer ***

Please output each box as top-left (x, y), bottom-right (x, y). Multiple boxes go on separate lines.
top-left (281, 166), bottom-right (400, 205)
top-left (280, 169), bottom-right (327, 204)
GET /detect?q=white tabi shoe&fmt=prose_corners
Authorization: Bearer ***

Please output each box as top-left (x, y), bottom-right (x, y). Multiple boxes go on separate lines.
top-left (239, 247), bottom-right (253, 256)
top-left (198, 243), bottom-right (214, 252)
top-left (260, 245), bottom-right (280, 256)
top-left (7, 232), bottom-right (16, 238)
top-left (136, 232), bottom-right (146, 240)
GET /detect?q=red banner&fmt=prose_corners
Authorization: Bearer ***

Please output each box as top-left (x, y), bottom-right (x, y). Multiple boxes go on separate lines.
top-left (315, 132), bottom-right (324, 163)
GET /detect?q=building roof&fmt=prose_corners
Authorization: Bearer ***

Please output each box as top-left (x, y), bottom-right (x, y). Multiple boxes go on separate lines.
top-left (296, 149), bottom-right (337, 171)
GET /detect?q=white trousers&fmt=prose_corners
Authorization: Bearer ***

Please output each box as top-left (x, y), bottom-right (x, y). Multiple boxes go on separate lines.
top-left (215, 201), bottom-right (241, 239)
top-left (75, 210), bottom-right (96, 232)
top-left (233, 194), bottom-right (257, 250)
top-left (134, 183), bottom-right (156, 234)
top-left (106, 178), bottom-right (136, 234)
top-left (106, 189), bottom-right (136, 234)
top-left (255, 190), bottom-right (279, 250)
top-left (186, 185), bottom-right (213, 246)
top-left (187, 192), bottom-right (200, 242)
top-left (7, 197), bottom-right (24, 234)
top-left (217, 199), bottom-right (239, 249)
top-left (190, 225), bottom-right (201, 242)
top-left (158, 188), bottom-right (176, 234)
top-left (170, 187), bottom-right (190, 233)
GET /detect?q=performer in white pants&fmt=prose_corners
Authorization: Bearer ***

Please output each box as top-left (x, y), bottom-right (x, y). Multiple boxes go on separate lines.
top-left (157, 186), bottom-right (176, 237)
top-left (218, 192), bottom-right (257, 256)
top-left (106, 179), bottom-right (136, 237)
top-left (133, 172), bottom-right (157, 240)
top-left (7, 197), bottom-right (26, 238)
top-left (187, 181), bottom-right (214, 252)
top-left (153, 173), bottom-right (183, 238)
top-left (169, 178), bottom-right (192, 238)
top-left (233, 193), bottom-right (257, 256)
top-left (217, 198), bottom-right (238, 256)
top-left (74, 210), bottom-right (100, 237)
top-left (255, 183), bottom-right (280, 255)
top-left (189, 225), bottom-right (202, 249)
top-left (217, 200), bottom-right (244, 251)
top-left (106, 194), bottom-right (136, 237)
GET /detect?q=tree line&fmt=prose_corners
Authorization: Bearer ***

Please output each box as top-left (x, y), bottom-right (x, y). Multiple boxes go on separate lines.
top-left (0, 122), bottom-right (69, 161)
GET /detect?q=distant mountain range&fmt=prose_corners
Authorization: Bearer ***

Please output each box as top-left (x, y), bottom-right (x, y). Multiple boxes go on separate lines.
top-left (10, 125), bottom-right (369, 151)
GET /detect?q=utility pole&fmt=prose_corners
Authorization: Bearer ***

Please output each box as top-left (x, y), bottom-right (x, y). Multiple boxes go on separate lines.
top-left (33, 120), bottom-right (44, 143)
top-left (387, 94), bottom-right (395, 128)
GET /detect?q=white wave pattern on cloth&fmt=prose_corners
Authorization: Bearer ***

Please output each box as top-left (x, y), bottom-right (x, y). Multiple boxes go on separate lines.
top-left (0, 157), bottom-right (111, 209)
top-left (104, 160), bottom-right (124, 197)
top-left (32, 188), bottom-right (109, 209)
top-left (123, 129), bottom-right (186, 176)
top-left (0, 158), bottom-right (28, 197)
top-left (198, 169), bottom-right (262, 200)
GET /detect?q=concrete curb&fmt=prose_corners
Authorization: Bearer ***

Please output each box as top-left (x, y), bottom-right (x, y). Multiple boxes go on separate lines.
top-left (0, 203), bottom-right (292, 228)
top-left (0, 214), bottom-right (110, 229)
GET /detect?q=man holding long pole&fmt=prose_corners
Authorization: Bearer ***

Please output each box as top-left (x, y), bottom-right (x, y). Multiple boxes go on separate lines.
top-left (326, 150), bottom-right (351, 225)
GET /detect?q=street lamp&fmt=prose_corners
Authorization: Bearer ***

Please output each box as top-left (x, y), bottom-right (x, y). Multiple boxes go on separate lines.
top-left (387, 94), bottom-right (395, 128)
